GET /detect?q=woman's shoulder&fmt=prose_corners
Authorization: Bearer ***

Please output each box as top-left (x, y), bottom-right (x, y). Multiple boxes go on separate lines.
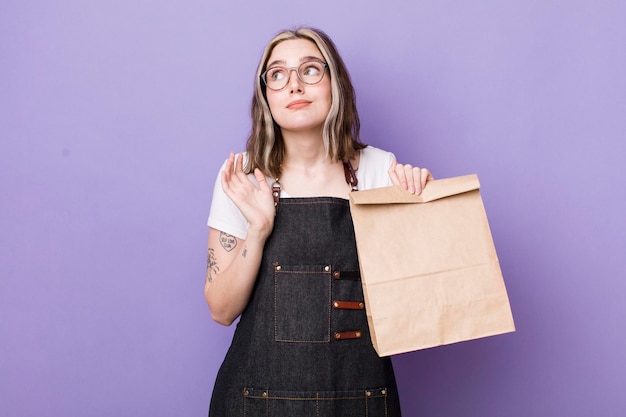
top-left (359, 145), bottom-right (395, 165)
top-left (357, 145), bottom-right (395, 189)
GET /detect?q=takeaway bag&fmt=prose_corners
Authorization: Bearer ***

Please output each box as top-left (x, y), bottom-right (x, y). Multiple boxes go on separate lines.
top-left (349, 174), bottom-right (515, 356)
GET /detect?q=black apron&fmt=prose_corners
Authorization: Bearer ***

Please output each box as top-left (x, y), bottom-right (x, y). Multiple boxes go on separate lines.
top-left (209, 188), bottom-right (401, 416)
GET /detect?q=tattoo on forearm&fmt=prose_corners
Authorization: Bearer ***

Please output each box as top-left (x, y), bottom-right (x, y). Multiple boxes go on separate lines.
top-left (242, 246), bottom-right (248, 258)
top-left (206, 248), bottom-right (219, 283)
top-left (219, 232), bottom-right (237, 252)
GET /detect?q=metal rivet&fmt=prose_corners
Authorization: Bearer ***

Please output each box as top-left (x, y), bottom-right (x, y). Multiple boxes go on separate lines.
top-left (324, 265), bottom-right (330, 272)
top-left (356, 331), bottom-right (361, 337)
top-left (333, 271), bottom-right (340, 279)
top-left (381, 389), bottom-right (387, 395)
top-left (334, 332), bottom-right (341, 339)
top-left (333, 301), bottom-right (339, 308)
top-left (244, 389), bottom-right (249, 396)
top-left (262, 391), bottom-right (268, 398)
top-left (359, 302), bottom-right (364, 308)
top-left (366, 390), bottom-right (372, 397)
top-left (275, 265), bottom-right (281, 271)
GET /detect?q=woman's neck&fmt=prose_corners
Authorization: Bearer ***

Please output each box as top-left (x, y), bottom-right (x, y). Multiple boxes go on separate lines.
top-left (278, 130), bottom-right (357, 199)
top-left (281, 130), bottom-right (329, 170)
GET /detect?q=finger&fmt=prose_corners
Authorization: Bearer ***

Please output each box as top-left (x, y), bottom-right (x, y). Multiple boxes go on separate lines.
top-left (223, 152), bottom-right (234, 173)
top-left (221, 153), bottom-right (235, 185)
top-left (232, 153), bottom-right (246, 182)
top-left (228, 154), bottom-right (249, 189)
top-left (222, 154), bottom-right (250, 197)
top-left (394, 164), bottom-right (408, 189)
top-left (234, 153), bottom-right (244, 172)
top-left (412, 167), bottom-right (422, 194)
top-left (388, 160), bottom-right (400, 185)
top-left (221, 168), bottom-right (233, 195)
top-left (403, 164), bottom-right (415, 193)
top-left (254, 168), bottom-right (269, 192)
top-left (221, 161), bottom-right (241, 195)
top-left (420, 168), bottom-right (432, 190)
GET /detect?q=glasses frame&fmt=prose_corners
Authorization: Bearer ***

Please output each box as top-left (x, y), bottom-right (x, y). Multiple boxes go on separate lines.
top-left (260, 60), bottom-right (328, 91)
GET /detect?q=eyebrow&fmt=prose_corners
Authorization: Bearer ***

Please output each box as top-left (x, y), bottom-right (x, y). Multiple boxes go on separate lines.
top-left (266, 55), bottom-right (324, 68)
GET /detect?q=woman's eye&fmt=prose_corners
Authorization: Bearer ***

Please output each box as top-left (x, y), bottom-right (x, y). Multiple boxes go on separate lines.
top-left (268, 69), bottom-right (286, 81)
top-left (302, 65), bottom-right (321, 76)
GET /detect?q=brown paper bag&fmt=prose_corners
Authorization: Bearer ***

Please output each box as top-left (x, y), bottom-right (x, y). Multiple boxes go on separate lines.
top-left (349, 174), bottom-right (515, 356)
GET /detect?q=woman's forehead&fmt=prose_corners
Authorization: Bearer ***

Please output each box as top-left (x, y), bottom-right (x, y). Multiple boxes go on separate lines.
top-left (267, 39), bottom-right (323, 65)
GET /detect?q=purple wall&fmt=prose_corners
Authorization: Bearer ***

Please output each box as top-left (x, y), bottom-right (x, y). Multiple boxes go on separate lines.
top-left (2, 1), bottom-right (625, 416)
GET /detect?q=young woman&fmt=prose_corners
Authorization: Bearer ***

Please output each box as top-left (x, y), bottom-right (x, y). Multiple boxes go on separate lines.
top-left (205, 27), bottom-right (432, 416)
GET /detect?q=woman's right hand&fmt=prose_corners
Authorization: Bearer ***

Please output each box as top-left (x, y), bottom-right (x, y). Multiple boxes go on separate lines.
top-left (221, 152), bottom-right (275, 238)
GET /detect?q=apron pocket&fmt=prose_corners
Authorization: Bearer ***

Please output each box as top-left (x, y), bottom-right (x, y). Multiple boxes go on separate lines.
top-left (274, 264), bottom-right (332, 343)
top-left (243, 387), bottom-right (388, 417)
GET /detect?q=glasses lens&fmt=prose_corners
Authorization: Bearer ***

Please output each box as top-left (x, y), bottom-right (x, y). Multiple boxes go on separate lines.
top-left (298, 61), bottom-right (325, 84)
top-left (263, 61), bottom-right (326, 90)
top-left (265, 67), bottom-right (289, 90)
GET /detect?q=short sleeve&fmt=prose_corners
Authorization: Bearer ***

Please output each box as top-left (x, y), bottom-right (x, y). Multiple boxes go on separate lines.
top-left (357, 146), bottom-right (395, 190)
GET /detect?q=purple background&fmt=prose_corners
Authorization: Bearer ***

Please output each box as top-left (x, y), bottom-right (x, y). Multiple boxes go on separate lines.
top-left (2, 1), bottom-right (625, 416)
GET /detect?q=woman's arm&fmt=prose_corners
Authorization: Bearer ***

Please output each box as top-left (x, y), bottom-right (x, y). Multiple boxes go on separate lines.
top-left (204, 153), bottom-right (275, 325)
top-left (204, 227), bottom-right (267, 326)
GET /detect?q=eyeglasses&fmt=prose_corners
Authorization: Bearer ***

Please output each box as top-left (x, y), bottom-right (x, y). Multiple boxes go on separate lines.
top-left (261, 60), bottom-right (328, 91)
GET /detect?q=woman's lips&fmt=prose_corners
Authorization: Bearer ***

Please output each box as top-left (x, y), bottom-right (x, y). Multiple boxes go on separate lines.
top-left (286, 100), bottom-right (312, 109)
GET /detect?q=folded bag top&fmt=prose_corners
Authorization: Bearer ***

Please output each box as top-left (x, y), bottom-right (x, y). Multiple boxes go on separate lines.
top-left (349, 174), bottom-right (480, 205)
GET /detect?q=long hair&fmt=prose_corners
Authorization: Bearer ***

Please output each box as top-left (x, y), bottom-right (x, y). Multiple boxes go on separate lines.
top-left (244, 27), bottom-right (366, 179)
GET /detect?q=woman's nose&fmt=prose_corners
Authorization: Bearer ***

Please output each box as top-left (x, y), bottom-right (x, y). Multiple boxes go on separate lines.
top-left (287, 68), bottom-right (304, 92)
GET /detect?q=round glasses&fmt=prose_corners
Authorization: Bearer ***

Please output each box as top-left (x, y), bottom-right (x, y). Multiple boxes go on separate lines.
top-left (261, 60), bottom-right (328, 91)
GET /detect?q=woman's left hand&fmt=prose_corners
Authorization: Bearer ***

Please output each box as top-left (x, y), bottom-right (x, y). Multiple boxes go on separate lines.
top-left (388, 159), bottom-right (434, 195)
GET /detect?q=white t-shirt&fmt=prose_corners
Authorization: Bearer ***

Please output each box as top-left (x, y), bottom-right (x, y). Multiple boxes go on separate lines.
top-left (207, 145), bottom-right (395, 239)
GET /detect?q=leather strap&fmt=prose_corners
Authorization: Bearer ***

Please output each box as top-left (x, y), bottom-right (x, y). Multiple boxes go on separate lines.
top-left (332, 270), bottom-right (360, 281)
top-left (334, 330), bottom-right (362, 340)
top-left (332, 300), bottom-right (365, 310)
top-left (271, 181), bottom-right (280, 208)
top-left (343, 161), bottom-right (358, 191)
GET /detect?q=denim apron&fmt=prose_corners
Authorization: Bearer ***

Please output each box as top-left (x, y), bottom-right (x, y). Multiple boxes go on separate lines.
top-left (209, 170), bottom-right (401, 416)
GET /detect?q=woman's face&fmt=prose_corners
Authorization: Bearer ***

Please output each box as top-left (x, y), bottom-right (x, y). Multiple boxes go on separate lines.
top-left (264, 38), bottom-right (332, 136)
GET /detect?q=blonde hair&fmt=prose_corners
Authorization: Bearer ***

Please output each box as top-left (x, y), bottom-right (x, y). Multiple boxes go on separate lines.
top-left (245, 27), bottom-right (366, 179)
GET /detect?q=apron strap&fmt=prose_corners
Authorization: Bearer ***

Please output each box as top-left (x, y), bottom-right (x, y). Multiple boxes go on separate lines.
top-left (343, 161), bottom-right (359, 191)
top-left (272, 180), bottom-right (281, 207)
